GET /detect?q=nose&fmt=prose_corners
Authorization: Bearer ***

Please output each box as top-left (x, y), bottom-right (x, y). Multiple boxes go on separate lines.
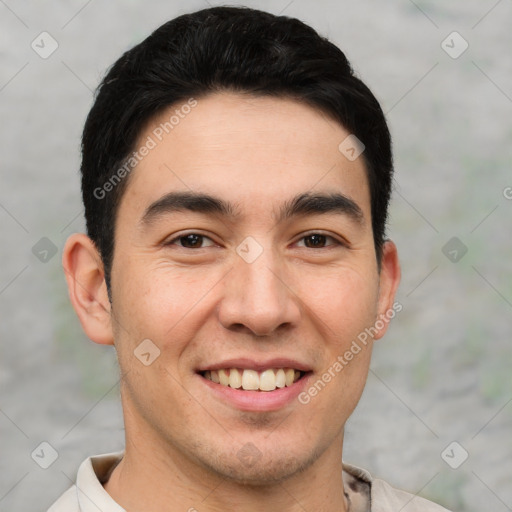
top-left (218, 243), bottom-right (301, 337)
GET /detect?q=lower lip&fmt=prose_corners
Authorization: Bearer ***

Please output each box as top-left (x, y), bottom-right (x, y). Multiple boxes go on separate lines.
top-left (197, 372), bottom-right (313, 412)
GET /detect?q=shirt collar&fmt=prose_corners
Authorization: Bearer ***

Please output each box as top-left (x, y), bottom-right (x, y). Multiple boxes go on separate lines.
top-left (76, 451), bottom-right (126, 512)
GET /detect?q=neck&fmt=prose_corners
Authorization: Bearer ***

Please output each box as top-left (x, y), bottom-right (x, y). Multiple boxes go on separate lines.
top-left (105, 446), bottom-right (349, 512)
top-left (104, 392), bottom-right (349, 511)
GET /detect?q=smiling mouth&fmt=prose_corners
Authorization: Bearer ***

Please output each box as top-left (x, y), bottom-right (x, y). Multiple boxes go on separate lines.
top-left (198, 368), bottom-right (310, 392)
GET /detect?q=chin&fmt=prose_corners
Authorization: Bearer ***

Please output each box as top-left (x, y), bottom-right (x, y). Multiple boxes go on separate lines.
top-left (219, 457), bottom-right (311, 487)
top-left (194, 442), bottom-right (320, 487)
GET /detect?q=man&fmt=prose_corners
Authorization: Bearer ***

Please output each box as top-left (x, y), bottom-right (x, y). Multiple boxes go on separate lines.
top-left (51, 5), bottom-right (452, 511)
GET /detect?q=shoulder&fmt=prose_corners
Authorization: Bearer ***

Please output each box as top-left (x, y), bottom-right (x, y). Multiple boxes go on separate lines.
top-left (342, 462), bottom-right (453, 512)
top-left (46, 451), bottom-right (125, 512)
top-left (47, 485), bottom-right (78, 511)
top-left (370, 477), bottom-right (453, 511)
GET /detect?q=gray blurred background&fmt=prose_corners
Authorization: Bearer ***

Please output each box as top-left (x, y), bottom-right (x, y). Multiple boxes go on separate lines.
top-left (1, 1), bottom-right (511, 510)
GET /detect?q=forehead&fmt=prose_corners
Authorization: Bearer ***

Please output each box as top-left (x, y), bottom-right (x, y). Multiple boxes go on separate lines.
top-left (119, 92), bottom-right (371, 223)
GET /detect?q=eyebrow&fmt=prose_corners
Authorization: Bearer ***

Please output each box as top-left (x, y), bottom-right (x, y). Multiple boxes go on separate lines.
top-left (139, 190), bottom-right (364, 227)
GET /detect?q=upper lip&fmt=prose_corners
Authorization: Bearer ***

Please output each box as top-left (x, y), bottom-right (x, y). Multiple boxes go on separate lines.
top-left (196, 358), bottom-right (313, 373)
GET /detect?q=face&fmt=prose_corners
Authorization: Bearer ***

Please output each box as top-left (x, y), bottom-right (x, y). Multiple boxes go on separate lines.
top-left (103, 92), bottom-right (399, 484)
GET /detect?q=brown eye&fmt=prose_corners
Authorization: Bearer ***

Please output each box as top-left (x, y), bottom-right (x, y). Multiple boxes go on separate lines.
top-left (166, 233), bottom-right (215, 249)
top-left (297, 234), bottom-right (341, 249)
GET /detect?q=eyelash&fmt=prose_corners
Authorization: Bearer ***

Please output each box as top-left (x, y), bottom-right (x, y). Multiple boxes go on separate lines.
top-left (165, 232), bottom-right (346, 250)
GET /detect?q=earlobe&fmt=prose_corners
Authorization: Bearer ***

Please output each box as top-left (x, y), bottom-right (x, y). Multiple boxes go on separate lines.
top-left (62, 233), bottom-right (114, 346)
top-left (373, 239), bottom-right (401, 341)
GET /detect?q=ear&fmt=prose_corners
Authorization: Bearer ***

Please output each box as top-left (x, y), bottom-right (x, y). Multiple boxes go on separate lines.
top-left (62, 233), bottom-right (114, 345)
top-left (373, 239), bottom-right (401, 341)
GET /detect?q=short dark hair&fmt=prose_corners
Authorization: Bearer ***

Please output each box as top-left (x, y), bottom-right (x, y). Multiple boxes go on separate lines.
top-left (81, 6), bottom-right (393, 297)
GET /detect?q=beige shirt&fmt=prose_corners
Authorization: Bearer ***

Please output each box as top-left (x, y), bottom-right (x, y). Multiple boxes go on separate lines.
top-left (48, 452), bottom-right (452, 512)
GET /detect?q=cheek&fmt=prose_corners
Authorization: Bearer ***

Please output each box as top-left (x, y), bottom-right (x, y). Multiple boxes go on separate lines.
top-left (301, 271), bottom-right (376, 417)
top-left (301, 265), bottom-right (379, 339)
top-left (112, 261), bottom-right (218, 356)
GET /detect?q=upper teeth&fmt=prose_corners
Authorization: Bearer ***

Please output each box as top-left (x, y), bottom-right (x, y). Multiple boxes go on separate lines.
top-left (203, 368), bottom-right (302, 391)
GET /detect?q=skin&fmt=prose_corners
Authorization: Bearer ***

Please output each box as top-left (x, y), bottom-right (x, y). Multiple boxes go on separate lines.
top-left (63, 92), bottom-right (400, 511)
